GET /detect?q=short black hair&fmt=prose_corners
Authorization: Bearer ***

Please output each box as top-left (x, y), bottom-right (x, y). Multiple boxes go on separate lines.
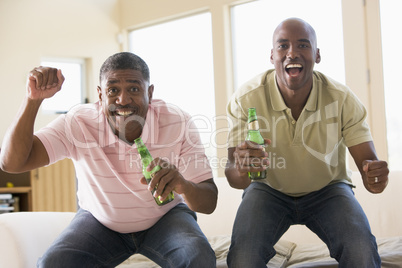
top-left (99, 52), bottom-right (150, 83)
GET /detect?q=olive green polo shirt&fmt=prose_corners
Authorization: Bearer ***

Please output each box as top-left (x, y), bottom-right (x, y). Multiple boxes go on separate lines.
top-left (227, 69), bottom-right (372, 196)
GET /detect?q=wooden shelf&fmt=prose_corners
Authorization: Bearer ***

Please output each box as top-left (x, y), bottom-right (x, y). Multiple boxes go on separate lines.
top-left (1, 159), bottom-right (77, 212)
top-left (0, 186), bottom-right (31, 193)
top-left (0, 187), bottom-right (32, 211)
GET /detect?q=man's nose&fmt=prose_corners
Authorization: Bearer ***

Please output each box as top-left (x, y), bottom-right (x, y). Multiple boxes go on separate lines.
top-left (116, 90), bottom-right (132, 105)
top-left (287, 45), bottom-right (298, 59)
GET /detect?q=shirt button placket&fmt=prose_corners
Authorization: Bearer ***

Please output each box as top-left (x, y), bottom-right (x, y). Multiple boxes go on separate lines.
top-left (128, 149), bottom-right (135, 170)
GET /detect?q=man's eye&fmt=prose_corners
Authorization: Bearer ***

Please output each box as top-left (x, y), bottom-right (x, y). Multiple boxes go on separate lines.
top-left (107, 88), bottom-right (118, 96)
top-left (129, 87), bottom-right (139, 92)
top-left (278, 44), bottom-right (288, 49)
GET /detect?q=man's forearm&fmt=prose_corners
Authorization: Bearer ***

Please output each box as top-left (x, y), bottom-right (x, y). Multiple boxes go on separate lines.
top-left (0, 97), bottom-right (42, 172)
top-left (182, 179), bottom-right (218, 214)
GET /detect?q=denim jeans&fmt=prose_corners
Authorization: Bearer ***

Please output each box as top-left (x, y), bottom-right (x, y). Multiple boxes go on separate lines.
top-left (37, 203), bottom-right (216, 268)
top-left (227, 182), bottom-right (381, 268)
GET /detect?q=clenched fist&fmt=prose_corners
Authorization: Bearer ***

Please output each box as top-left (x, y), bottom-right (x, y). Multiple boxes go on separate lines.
top-left (27, 66), bottom-right (65, 100)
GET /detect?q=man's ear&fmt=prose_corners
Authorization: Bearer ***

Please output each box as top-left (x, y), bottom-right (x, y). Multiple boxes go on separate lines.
top-left (315, 48), bottom-right (321, 64)
top-left (97, 86), bottom-right (103, 101)
top-left (270, 49), bottom-right (274, 64)
top-left (148, 84), bottom-right (154, 104)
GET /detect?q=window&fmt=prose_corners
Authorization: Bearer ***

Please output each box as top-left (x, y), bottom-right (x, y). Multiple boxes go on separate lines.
top-left (40, 58), bottom-right (86, 114)
top-left (128, 13), bottom-right (217, 174)
top-left (231, 0), bottom-right (345, 90)
top-left (380, 0), bottom-right (402, 170)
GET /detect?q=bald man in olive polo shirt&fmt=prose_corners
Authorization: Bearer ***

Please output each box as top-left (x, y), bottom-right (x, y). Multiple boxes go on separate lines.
top-left (225, 18), bottom-right (389, 268)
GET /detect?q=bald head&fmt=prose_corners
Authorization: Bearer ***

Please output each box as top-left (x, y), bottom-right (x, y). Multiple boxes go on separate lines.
top-left (273, 18), bottom-right (318, 50)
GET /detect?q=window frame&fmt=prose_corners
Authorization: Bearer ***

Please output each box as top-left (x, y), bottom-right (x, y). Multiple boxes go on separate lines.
top-left (40, 57), bottom-right (87, 114)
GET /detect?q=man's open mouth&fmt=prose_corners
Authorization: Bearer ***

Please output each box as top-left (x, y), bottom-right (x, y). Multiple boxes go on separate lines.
top-left (115, 110), bottom-right (135, 116)
top-left (109, 105), bottom-right (138, 117)
top-left (285, 63), bottom-right (303, 77)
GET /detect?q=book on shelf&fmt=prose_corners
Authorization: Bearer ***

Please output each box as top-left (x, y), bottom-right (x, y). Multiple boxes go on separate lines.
top-left (0, 193), bottom-right (18, 214)
top-left (0, 206), bottom-right (14, 212)
top-left (0, 193), bottom-right (13, 200)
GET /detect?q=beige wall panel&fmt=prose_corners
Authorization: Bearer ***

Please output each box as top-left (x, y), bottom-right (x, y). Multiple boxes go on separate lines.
top-left (32, 159), bottom-right (77, 212)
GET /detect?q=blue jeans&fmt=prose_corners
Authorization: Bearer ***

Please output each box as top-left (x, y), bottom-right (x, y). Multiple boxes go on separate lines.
top-left (227, 182), bottom-right (380, 268)
top-left (37, 203), bottom-right (216, 268)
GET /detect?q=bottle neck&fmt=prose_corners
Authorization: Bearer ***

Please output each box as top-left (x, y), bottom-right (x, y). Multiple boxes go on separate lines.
top-left (135, 137), bottom-right (153, 166)
top-left (134, 137), bottom-right (144, 147)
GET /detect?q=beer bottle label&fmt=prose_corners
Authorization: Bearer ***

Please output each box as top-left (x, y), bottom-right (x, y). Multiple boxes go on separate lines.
top-left (248, 120), bottom-right (259, 130)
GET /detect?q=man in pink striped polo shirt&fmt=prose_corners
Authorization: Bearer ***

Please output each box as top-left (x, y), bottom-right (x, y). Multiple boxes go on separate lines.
top-left (0, 52), bottom-right (218, 267)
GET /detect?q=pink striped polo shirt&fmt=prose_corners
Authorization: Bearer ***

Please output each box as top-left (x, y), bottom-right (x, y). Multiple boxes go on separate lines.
top-left (35, 99), bottom-right (213, 233)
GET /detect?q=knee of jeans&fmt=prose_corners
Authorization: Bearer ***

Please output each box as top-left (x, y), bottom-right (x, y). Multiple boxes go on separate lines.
top-left (331, 239), bottom-right (380, 267)
top-left (168, 236), bottom-right (215, 267)
top-left (227, 239), bottom-right (275, 268)
top-left (189, 237), bottom-right (215, 259)
top-left (37, 249), bottom-right (62, 268)
top-left (330, 233), bottom-right (378, 260)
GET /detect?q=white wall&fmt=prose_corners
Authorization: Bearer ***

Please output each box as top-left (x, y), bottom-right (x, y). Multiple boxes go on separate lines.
top-left (0, 0), bottom-right (121, 142)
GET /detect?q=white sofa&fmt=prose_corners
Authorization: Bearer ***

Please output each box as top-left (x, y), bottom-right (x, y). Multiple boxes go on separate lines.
top-left (1, 171), bottom-right (401, 267)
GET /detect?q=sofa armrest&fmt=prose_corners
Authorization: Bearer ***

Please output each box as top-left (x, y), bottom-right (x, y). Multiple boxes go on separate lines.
top-left (0, 212), bottom-right (75, 268)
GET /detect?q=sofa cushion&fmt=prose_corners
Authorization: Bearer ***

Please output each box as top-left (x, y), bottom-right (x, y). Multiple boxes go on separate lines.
top-left (286, 236), bottom-right (402, 267)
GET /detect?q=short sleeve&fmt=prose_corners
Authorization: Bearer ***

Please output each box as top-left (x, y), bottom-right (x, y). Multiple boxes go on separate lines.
top-left (35, 114), bottom-right (73, 165)
top-left (342, 90), bottom-right (372, 147)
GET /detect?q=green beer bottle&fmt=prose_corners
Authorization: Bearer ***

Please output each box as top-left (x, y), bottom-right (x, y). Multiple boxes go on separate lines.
top-left (134, 137), bottom-right (175, 206)
top-left (246, 107), bottom-right (266, 180)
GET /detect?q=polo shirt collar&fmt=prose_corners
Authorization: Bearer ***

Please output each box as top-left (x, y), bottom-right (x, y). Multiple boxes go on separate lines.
top-left (269, 71), bottom-right (318, 112)
top-left (305, 77), bottom-right (318, 112)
